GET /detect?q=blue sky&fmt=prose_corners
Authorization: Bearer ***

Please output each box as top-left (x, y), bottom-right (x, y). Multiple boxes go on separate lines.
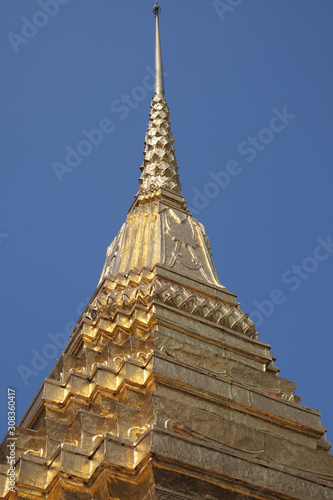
top-left (1, 0), bottom-right (332, 446)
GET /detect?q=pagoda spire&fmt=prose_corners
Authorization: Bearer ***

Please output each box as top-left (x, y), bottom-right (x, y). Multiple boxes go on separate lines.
top-left (136, 2), bottom-right (187, 209)
top-left (97, 2), bottom-right (224, 288)
top-left (153, 2), bottom-right (165, 96)
top-left (1, 5), bottom-right (332, 500)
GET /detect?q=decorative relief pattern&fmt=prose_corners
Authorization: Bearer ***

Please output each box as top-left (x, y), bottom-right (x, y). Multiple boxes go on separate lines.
top-left (99, 204), bottom-right (223, 288)
top-left (138, 94), bottom-right (183, 198)
top-left (97, 76), bottom-right (222, 289)
top-left (86, 277), bottom-right (256, 338)
top-left (165, 210), bottom-right (201, 270)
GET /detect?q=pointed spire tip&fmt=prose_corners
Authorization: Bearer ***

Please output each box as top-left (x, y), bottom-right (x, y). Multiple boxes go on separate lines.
top-left (154, 1), bottom-right (164, 96)
top-left (153, 2), bottom-right (161, 17)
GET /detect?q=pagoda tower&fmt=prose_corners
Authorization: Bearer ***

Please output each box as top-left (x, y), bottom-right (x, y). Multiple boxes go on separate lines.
top-left (1, 3), bottom-right (332, 499)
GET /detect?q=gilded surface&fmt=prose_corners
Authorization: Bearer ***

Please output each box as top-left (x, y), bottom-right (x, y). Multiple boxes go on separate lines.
top-left (138, 94), bottom-right (183, 199)
top-left (1, 263), bottom-right (332, 498)
top-left (99, 203), bottom-right (223, 288)
top-left (88, 276), bottom-right (255, 338)
top-left (98, 90), bottom-right (224, 289)
top-left (1, 4), bottom-right (332, 499)
top-left (99, 76), bottom-right (224, 289)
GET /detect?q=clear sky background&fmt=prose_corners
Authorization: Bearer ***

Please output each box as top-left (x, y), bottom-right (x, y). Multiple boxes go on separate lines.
top-left (1, 0), bottom-right (332, 446)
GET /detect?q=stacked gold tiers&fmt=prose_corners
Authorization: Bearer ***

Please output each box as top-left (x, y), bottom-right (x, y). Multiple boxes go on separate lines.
top-left (0, 262), bottom-right (332, 498)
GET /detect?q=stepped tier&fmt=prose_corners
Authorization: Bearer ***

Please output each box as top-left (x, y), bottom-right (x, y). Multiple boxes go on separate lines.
top-left (1, 268), bottom-right (332, 499)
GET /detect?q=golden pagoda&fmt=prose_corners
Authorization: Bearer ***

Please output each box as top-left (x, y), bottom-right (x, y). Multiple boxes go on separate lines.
top-left (1, 3), bottom-right (332, 499)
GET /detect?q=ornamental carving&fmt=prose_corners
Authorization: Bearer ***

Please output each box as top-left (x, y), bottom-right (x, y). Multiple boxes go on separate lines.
top-left (85, 278), bottom-right (256, 338)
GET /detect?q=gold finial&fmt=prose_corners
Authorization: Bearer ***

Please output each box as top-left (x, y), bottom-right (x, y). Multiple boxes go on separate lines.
top-left (153, 1), bottom-right (161, 17)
